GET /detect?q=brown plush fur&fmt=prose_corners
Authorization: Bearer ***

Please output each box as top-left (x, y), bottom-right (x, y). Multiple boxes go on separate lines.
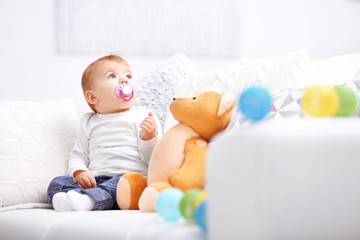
top-left (117, 172), bottom-right (147, 210)
top-left (170, 91), bottom-right (234, 141)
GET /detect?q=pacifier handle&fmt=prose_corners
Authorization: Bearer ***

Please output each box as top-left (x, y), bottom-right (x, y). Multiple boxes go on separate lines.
top-left (115, 84), bottom-right (134, 102)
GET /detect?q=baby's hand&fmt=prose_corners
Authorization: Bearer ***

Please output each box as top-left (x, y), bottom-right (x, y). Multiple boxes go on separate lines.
top-left (140, 112), bottom-right (157, 141)
top-left (73, 170), bottom-right (97, 189)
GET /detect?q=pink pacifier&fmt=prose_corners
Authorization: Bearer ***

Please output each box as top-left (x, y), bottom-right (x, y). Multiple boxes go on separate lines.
top-left (115, 84), bottom-right (134, 101)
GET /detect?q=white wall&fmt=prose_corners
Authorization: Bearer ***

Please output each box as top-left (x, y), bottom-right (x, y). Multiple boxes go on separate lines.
top-left (0, 0), bottom-right (234, 116)
top-left (1, 0), bottom-right (360, 116)
top-left (239, 0), bottom-right (360, 59)
top-left (0, 0), bottom-right (93, 115)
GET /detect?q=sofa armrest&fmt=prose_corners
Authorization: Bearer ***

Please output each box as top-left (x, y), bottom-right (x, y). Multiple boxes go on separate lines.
top-left (208, 119), bottom-right (360, 239)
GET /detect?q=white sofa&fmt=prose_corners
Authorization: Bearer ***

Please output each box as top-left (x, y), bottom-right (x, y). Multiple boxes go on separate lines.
top-left (1, 52), bottom-right (360, 240)
top-left (0, 98), bottom-right (204, 240)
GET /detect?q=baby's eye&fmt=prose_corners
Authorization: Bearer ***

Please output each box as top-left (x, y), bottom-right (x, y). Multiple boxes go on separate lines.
top-left (126, 74), bottom-right (132, 79)
top-left (109, 73), bottom-right (117, 79)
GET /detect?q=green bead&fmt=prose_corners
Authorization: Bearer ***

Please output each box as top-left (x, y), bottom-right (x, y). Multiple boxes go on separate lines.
top-left (334, 86), bottom-right (358, 116)
top-left (179, 189), bottom-right (202, 220)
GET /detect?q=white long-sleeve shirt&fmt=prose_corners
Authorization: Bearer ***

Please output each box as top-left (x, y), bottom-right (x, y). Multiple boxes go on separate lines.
top-left (68, 107), bottom-right (162, 177)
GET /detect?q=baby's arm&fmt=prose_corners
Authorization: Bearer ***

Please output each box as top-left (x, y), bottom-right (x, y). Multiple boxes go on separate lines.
top-left (68, 113), bottom-right (96, 189)
top-left (140, 112), bottom-right (157, 141)
top-left (138, 110), bottom-right (162, 164)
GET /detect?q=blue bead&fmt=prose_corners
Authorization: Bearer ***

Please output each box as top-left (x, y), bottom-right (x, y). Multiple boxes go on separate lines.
top-left (194, 200), bottom-right (207, 233)
top-left (238, 86), bottom-right (272, 121)
top-left (156, 188), bottom-right (184, 221)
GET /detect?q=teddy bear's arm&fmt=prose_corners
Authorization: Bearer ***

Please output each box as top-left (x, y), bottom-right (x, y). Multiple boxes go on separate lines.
top-left (168, 137), bottom-right (208, 191)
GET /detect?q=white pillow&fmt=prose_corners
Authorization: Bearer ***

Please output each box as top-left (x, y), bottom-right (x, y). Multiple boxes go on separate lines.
top-left (175, 51), bottom-right (310, 98)
top-left (168, 51), bottom-right (310, 131)
top-left (308, 53), bottom-right (360, 86)
top-left (135, 54), bottom-right (199, 130)
top-left (0, 98), bottom-right (78, 209)
top-left (237, 68), bottom-right (360, 127)
top-left (168, 52), bottom-right (360, 129)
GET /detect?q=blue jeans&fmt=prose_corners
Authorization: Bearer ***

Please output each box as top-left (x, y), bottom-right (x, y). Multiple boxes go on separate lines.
top-left (47, 175), bottom-right (122, 211)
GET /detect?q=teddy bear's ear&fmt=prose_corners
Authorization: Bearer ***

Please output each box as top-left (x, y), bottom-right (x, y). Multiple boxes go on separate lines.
top-left (217, 93), bottom-right (236, 116)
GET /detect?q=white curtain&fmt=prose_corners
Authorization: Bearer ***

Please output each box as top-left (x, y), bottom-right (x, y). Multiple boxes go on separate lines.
top-left (56, 0), bottom-right (240, 57)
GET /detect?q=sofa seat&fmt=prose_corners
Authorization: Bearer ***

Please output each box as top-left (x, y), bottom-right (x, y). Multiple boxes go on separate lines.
top-left (0, 209), bottom-right (204, 240)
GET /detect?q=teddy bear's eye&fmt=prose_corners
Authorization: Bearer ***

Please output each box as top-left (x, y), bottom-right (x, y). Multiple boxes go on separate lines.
top-left (173, 98), bottom-right (176, 101)
top-left (193, 97), bottom-right (196, 100)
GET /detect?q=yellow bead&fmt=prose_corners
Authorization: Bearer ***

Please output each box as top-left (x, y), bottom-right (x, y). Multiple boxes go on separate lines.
top-left (193, 191), bottom-right (208, 208)
top-left (301, 85), bottom-right (340, 117)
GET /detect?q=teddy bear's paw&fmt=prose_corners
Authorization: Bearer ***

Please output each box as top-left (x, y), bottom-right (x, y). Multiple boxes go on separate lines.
top-left (138, 187), bottom-right (159, 212)
top-left (169, 169), bottom-right (205, 192)
top-left (116, 172), bottom-right (147, 210)
top-left (168, 136), bottom-right (207, 191)
top-left (138, 182), bottom-right (172, 212)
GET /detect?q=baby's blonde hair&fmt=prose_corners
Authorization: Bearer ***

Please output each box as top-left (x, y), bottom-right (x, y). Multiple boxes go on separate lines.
top-left (81, 54), bottom-right (129, 111)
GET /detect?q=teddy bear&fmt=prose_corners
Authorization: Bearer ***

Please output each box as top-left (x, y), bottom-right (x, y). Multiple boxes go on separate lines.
top-left (116, 90), bottom-right (236, 211)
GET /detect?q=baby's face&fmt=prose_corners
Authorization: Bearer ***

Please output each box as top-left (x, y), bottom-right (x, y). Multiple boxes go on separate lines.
top-left (89, 60), bottom-right (137, 114)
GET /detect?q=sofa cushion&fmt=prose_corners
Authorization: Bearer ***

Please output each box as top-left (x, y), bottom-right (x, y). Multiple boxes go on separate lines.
top-left (165, 51), bottom-right (311, 131)
top-left (135, 54), bottom-right (198, 130)
top-left (0, 209), bottom-right (204, 240)
top-left (175, 51), bottom-right (310, 98)
top-left (238, 78), bottom-right (360, 127)
top-left (236, 54), bottom-right (360, 127)
top-left (166, 52), bottom-right (360, 129)
top-left (0, 98), bottom-right (78, 210)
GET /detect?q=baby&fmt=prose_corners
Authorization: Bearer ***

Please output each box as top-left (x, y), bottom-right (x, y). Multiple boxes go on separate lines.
top-left (47, 55), bottom-right (162, 211)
